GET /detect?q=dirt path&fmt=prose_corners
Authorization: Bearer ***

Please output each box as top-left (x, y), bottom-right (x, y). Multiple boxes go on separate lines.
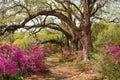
top-left (25, 54), bottom-right (98, 80)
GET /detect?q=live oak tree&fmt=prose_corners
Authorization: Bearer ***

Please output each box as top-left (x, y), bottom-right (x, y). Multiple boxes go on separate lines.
top-left (0, 0), bottom-right (117, 61)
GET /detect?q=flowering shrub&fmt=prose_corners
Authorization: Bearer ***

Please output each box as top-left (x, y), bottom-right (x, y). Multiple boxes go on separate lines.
top-left (25, 44), bottom-right (49, 74)
top-left (60, 50), bottom-right (84, 62)
top-left (0, 45), bottom-right (27, 74)
top-left (104, 41), bottom-right (116, 46)
top-left (98, 41), bottom-right (120, 65)
top-left (97, 41), bottom-right (120, 79)
top-left (0, 43), bottom-right (49, 79)
top-left (100, 55), bottom-right (120, 80)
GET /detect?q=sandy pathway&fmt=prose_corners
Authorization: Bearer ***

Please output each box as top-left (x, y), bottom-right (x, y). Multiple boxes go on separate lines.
top-left (25, 54), bottom-right (98, 80)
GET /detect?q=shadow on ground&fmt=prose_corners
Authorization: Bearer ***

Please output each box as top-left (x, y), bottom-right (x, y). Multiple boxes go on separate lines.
top-left (25, 54), bottom-right (98, 80)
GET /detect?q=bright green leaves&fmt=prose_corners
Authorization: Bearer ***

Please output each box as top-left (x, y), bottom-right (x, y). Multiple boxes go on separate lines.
top-left (92, 22), bottom-right (120, 47)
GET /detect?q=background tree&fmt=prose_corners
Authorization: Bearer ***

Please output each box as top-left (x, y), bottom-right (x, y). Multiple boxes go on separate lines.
top-left (0, 0), bottom-right (119, 61)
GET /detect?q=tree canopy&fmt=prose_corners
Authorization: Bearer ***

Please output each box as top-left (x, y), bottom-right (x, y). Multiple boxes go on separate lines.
top-left (0, 0), bottom-right (120, 60)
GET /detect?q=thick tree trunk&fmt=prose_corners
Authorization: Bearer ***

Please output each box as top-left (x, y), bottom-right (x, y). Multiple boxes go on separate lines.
top-left (79, 1), bottom-right (93, 61)
top-left (80, 18), bottom-right (93, 61)
top-left (81, 29), bottom-right (93, 61)
top-left (81, 20), bottom-right (93, 61)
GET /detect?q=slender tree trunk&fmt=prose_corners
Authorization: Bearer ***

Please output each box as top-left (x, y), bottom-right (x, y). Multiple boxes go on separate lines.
top-left (64, 37), bottom-right (70, 50)
top-left (72, 38), bottom-right (79, 52)
top-left (71, 30), bottom-right (80, 52)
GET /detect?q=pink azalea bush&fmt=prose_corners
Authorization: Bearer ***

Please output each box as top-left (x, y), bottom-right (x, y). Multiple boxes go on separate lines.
top-left (97, 41), bottom-right (120, 79)
top-left (0, 45), bottom-right (27, 74)
top-left (98, 41), bottom-right (120, 65)
top-left (60, 49), bottom-right (84, 62)
top-left (0, 43), bottom-right (49, 79)
top-left (25, 44), bottom-right (49, 74)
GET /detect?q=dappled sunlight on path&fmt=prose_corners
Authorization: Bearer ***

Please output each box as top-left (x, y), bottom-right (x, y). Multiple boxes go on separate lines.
top-left (25, 54), bottom-right (98, 80)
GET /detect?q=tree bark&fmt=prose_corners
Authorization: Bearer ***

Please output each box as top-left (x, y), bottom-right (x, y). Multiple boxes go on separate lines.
top-left (80, 23), bottom-right (93, 61)
top-left (80, 16), bottom-right (93, 61)
top-left (64, 36), bottom-right (70, 50)
top-left (81, 30), bottom-right (93, 61)
top-left (72, 38), bottom-right (79, 52)
top-left (71, 30), bottom-right (80, 52)
top-left (78, 1), bottom-right (93, 61)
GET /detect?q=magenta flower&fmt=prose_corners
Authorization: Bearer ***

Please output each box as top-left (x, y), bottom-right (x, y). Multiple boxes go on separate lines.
top-left (0, 43), bottom-right (49, 76)
top-left (4, 60), bottom-right (18, 75)
top-left (0, 55), bottom-right (5, 74)
top-left (99, 41), bottom-right (120, 66)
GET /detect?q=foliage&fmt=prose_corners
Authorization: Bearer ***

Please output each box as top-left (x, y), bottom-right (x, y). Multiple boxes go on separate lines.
top-left (100, 55), bottom-right (120, 80)
top-left (78, 61), bottom-right (97, 74)
top-left (91, 52), bottom-right (107, 62)
top-left (59, 50), bottom-right (69, 62)
top-left (0, 31), bottom-right (62, 51)
top-left (96, 41), bottom-right (120, 79)
top-left (60, 50), bottom-right (84, 62)
top-left (92, 23), bottom-right (120, 47)
top-left (0, 42), bottom-right (49, 80)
